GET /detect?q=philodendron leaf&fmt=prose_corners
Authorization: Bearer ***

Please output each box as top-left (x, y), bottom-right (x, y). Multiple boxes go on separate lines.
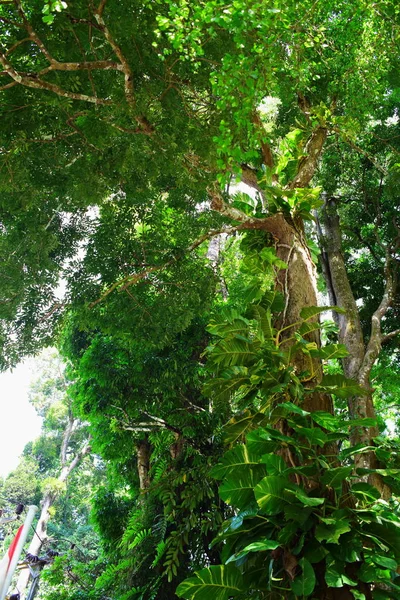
top-left (210, 445), bottom-right (264, 480)
top-left (293, 426), bottom-right (328, 447)
top-left (316, 520), bottom-right (351, 544)
top-left (176, 565), bottom-right (245, 600)
top-left (316, 374), bottom-right (365, 398)
top-left (300, 305), bottom-right (345, 321)
top-left (351, 482), bottom-right (380, 502)
top-left (291, 558), bottom-right (316, 596)
top-left (219, 468), bottom-right (263, 510)
top-left (226, 539), bottom-right (280, 563)
top-left (260, 453), bottom-right (288, 475)
top-left (254, 475), bottom-right (289, 515)
top-left (321, 466), bottom-right (353, 490)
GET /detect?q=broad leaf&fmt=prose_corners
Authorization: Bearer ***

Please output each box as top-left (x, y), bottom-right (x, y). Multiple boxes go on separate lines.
top-left (224, 412), bottom-right (269, 444)
top-left (226, 539), bottom-right (280, 563)
top-left (210, 445), bottom-right (265, 480)
top-left (291, 558), bottom-right (316, 596)
top-left (311, 411), bottom-right (341, 431)
top-left (260, 453), bottom-right (288, 475)
top-left (176, 565), bottom-right (246, 600)
top-left (321, 466), bottom-right (353, 490)
top-left (310, 343), bottom-right (349, 360)
top-left (300, 305), bottom-right (345, 321)
top-left (219, 468), bottom-right (263, 510)
top-left (254, 475), bottom-right (289, 515)
top-left (294, 426), bottom-right (328, 447)
top-left (316, 374), bottom-right (365, 398)
top-left (351, 482), bottom-right (380, 502)
top-left (316, 520), bottom-right (351, 544)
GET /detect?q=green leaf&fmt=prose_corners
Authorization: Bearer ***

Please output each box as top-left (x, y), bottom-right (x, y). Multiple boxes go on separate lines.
top-left (246, 428), bottom-right (277, 455)
top-left (316, 374), bottom-right (365, 398)
top-left (226, 539), bottom-right (280, 563)
top-left (316, 520), bottom-right (351, 544)
top-left (310, 343), bottom-right (349, 360)
top-left (342, 417), bottom-right (378, 428)
top-left (254, 476), bottom-right (289, 515)
top-left (219, 468), bottom-right (263, 510)
top-left (300, 305), bottom-right (345, 321)
top-left (351, 482), bottom-right (380, 502)
top-left (370, 555), bottom-right (398, 570)
top-left (351, 591), bottom-right (366, 600)
top-left (294, 426), bottom-right (328, 447)
top-left (311, 411), bottom-right (341, 431)
top-left (321, 466), bottom-right (353, 490)
top-left (276, 401), bottom-right (310, 417)
top-left (362, 522), bottom-right (400, 560)
top-left (250, 305), bottom-right (273, 340)
top-left (291, 487), bottom-right (325, 507)
top-left (176, 565), bottom-right (246, 599)
top-left (210, 445), bottom-right (264, 479)
top-left (291, 558), bottom-right (316, 596)
top-left (224, 412), bottom-right (269, 444)
top-left (325, 558), bottom-right (345, 588)
top-left (260, 454), bottom-right (288, 475)
top-left (340, 443), bottom-right (376, 459)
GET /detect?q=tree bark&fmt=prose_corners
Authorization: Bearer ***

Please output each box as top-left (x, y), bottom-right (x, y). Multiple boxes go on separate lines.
top-left (136, 438), bottom-right (151, 492)
top-left (317, 198), bottom-right (391, 494)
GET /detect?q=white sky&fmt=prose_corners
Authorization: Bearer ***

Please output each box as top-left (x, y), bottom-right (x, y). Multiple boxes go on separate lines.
top-left (0, 360), bottom-right (42, 479)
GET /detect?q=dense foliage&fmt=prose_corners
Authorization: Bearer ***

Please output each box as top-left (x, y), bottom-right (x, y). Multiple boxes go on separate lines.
top-left (1, 0), bottom-right (400, 599)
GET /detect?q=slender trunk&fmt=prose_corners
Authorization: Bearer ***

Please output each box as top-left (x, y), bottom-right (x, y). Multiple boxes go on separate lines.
top-left (136, 438), bottom-right (151, 492)
top-left (317, 199), bottom-right (389, 494)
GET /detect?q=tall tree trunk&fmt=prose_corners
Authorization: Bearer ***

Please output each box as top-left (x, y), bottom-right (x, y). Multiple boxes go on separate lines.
top-left (317, 198), bottom-right (393, 495)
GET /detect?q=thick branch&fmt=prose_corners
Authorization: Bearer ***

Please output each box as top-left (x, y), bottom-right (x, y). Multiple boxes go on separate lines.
top-left (382, 329), bottom-right (400, 343)
top-left (39, 60), bottom-right (124, 74)
top-left (252, 111), bottom-right (274, 171)
top-left (288, 126), bottom-right (328, 189)
top-left (60, 415), bottom-right (77, 466)
top-left (59, 439), bottom-right (91, 483)
top-left (0, 53), bottom-right (112, 104)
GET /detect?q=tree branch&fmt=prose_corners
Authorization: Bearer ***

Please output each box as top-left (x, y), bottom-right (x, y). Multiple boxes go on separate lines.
top-left (14, 0), bottom-right (54, 62)
top-left (93, 8), bottom-right (134, 105)
top-left (359, 250), bottom-right (397, 388)
top-left (288, 125), bottom-right (328, 189)
top-left (382, 329), bottom-right (400, 343)
top-left (88, 224), bottom-right (246, 308)
top-left (0, 52), bottom-right (112, 104)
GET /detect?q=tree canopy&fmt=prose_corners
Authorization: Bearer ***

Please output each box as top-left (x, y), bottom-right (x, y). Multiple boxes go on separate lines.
top-left (1, 0), bottom-right (400, 599)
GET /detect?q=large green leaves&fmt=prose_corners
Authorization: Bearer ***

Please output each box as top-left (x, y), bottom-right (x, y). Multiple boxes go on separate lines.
top-left (176, 565), bottom-right (246, 600)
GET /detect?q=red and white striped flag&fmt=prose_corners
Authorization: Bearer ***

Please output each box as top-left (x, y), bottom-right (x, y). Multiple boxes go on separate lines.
top-left (0, 526), bottom-right (24, 595)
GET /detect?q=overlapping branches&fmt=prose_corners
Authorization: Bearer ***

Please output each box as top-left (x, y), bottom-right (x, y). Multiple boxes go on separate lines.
top-left (0, 0), bottom-right (153, 131)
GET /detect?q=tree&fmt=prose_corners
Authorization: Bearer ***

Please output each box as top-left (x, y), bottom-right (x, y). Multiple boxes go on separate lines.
top-left (13, 352), bottom-right (92, 599)
top-left (1, 0), bottom-right (400, 599)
